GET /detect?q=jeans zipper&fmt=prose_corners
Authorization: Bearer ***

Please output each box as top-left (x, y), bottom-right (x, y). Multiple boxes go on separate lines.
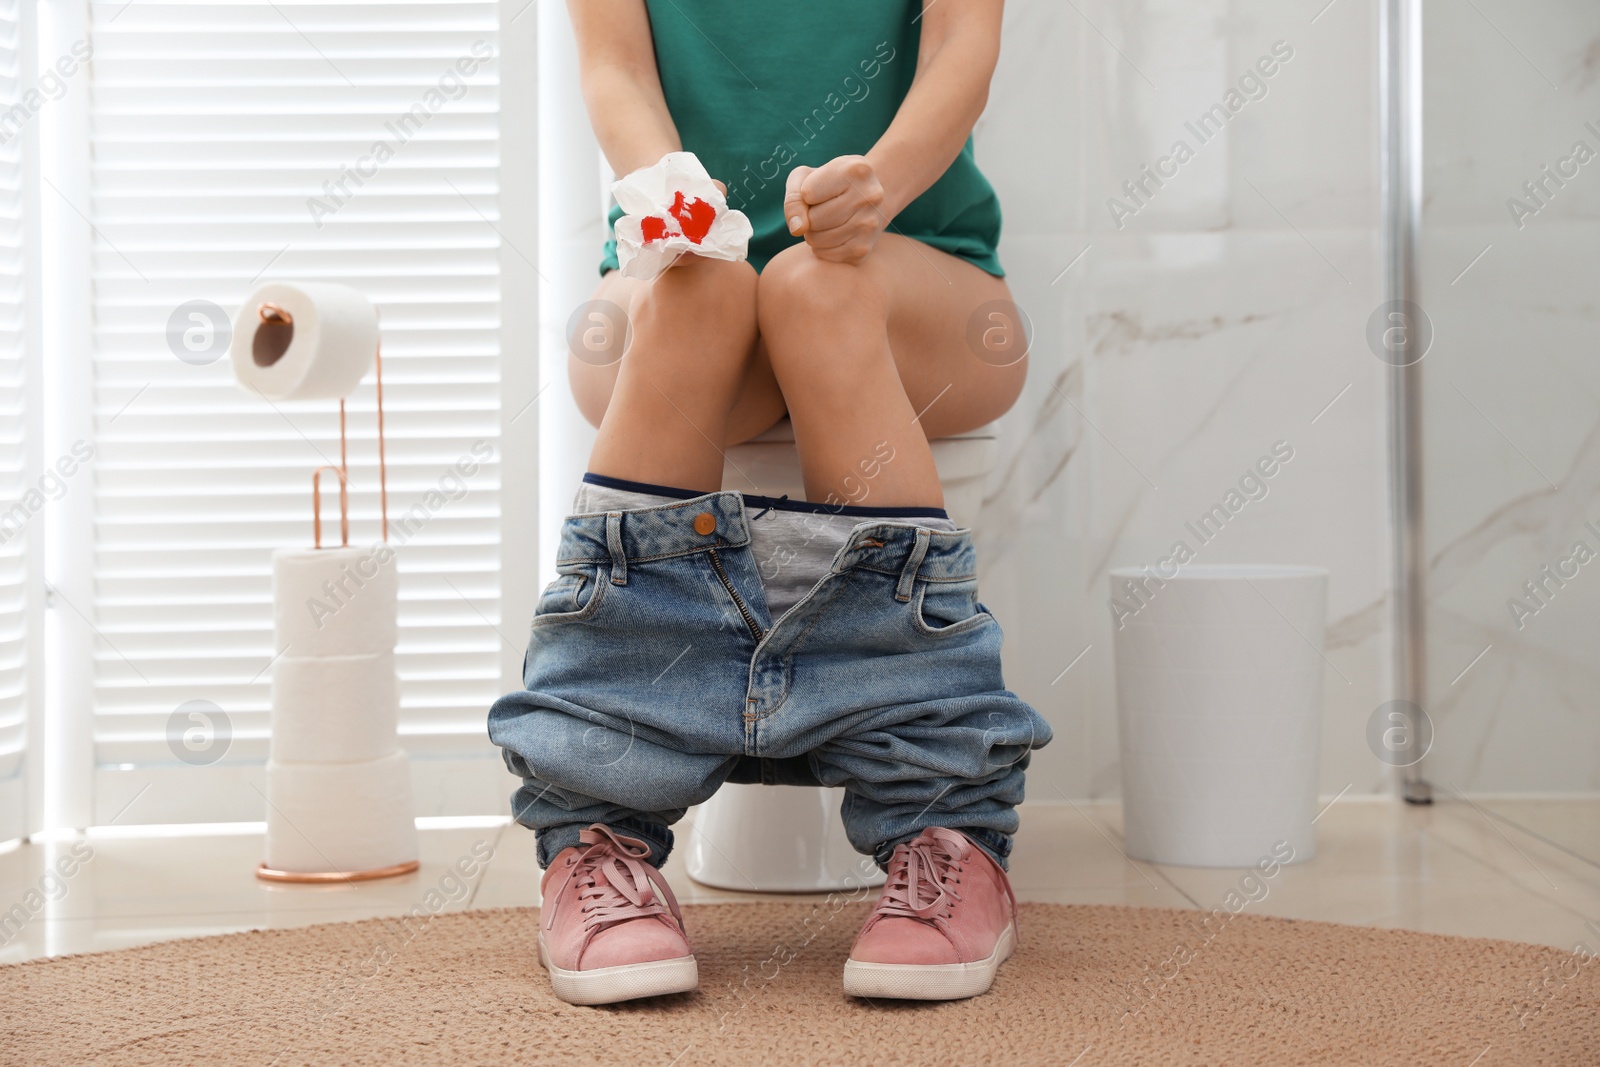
top-left (707, 548), bottom-right (764, 642)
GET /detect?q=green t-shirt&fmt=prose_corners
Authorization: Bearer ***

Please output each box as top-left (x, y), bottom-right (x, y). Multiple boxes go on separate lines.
top-left (600, 0), bottom-right (1004, 277)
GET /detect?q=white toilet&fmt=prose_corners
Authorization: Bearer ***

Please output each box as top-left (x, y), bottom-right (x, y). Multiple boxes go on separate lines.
top-left (684, 419), bottom-right (999, 892)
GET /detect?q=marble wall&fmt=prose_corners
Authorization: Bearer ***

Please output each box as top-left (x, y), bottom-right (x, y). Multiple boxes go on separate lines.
top-left (974, 0), bottom-right (1395, 800)
top-left (534, 0), bottom-right (1595, 803)
top-left (1416, 0), bottom-right (1600, 792)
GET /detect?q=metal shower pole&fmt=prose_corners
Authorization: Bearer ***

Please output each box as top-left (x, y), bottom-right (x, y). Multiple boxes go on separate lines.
top-left (1380, 0), bottom-right (1432, 803)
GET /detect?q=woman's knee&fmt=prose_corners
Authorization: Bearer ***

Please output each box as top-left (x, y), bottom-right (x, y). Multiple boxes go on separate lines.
top-left (567, 260), bottom-right (760, 428)
top-left (631, 256), bottom-right (759, 345)
top-left (757, 243), bottom-right (889, 341)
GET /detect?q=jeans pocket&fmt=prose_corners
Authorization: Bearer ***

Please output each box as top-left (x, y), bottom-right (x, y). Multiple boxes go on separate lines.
top-left (912, 577), bottom-right (992, 638)
top-left (533, 562), bottom-right (606, 622)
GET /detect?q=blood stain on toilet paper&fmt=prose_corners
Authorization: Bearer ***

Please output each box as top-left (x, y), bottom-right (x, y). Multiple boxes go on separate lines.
top-left (611, 152), bottom-right (752, 279)
top-left (640, 190), bottom-right (716, 246)
top-left (639, 215), bottom-right (671, 244)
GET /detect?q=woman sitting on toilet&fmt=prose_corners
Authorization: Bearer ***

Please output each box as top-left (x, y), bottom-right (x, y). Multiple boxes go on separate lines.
top-left (489, 0), bottom-right (1051, 1007)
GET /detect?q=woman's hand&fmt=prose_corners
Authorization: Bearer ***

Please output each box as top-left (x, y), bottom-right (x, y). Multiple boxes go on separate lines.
top-left (783, 155), bottom-right (888, 265)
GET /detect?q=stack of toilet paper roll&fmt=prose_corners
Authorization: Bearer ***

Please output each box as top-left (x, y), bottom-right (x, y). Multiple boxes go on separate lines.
top-left (265, 545), bottom-right (417, 875)
top-left (229, 279), bottom-right (416, 879)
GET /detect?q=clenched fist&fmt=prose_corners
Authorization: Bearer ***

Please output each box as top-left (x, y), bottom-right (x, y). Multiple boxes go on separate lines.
top-left (784, 155), bottom-right (889, 265)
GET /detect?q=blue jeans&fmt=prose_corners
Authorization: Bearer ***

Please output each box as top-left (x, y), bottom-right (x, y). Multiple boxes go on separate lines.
top-left (487, 491), bottom-right (1050, 871)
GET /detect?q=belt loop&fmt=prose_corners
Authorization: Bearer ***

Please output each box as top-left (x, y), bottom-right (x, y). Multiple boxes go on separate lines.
top-left (605, 511), bottom-right (628, 585)
top-left (895, 529), bottom-right (931, 602)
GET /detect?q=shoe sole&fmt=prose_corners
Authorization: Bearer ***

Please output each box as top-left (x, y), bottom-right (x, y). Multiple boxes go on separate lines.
top-left (537, 932), bottom-right (699, 1006)
top-left (842, 920), bottom-right (1017, 1001)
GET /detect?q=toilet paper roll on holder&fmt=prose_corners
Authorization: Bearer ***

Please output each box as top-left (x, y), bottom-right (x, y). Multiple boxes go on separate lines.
top-left (253, 300), bottom-right (417, 885)
top-left (254, 300), bottom-right (390, 549)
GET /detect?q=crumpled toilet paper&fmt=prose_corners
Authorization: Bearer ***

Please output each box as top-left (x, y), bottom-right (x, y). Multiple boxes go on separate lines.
top-left (613, 151), bottom-right (753, 280)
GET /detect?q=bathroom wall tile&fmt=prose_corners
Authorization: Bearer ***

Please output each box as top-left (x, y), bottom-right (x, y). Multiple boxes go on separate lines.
top-left (1424, 0), bottom-right (1600, 227)
top-left (1069, 0), bottom-right (1378, 237)
top-left (1229, 0), bottom-right (1379, 229)
top-left (1419, 227), bottom-right (1600, 789)
top-left (979, 0), bottom-right (1388, 802)
top-left (1412, 0), bottom-right (1600, 795)
top-left (981, 0), bottom-right (1083, 235)
top-left (983, 233), bottom-right (1389, 800)
top-left (1083, 0), bottom-right (1236, 236)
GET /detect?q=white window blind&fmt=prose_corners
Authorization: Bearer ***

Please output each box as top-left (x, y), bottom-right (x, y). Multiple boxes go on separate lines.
top-left (87, 0), bottom-right (511, 822)
top-left (0, 0), bottom-right (34, 839)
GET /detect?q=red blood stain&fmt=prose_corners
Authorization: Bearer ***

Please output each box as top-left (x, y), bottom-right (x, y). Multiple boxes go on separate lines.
top-left (639, 190), bottom-right (716, 246)
top-left (669, 191), bottom-right (716, 244)
top-left (640, 215), bottom-right (671, 243)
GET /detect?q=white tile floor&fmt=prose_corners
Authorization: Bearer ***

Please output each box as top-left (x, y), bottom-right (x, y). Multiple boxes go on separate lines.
top-left (2, 797), bottom-right (1597, 965)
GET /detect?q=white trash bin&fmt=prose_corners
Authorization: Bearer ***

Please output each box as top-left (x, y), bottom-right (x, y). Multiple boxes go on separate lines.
top-left (1110, 564), bottom-right (1327, 868)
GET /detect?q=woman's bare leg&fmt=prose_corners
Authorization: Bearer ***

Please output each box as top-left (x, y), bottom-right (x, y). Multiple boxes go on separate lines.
top-left (755, 235), bottom-right (1027, 507)
top-left (571, 256), bottom-right (787, 492)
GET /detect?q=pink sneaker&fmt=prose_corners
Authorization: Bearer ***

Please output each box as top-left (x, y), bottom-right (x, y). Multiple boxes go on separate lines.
top-left (536, 824), bottom-right (698, 1005)
top-left (844, 827), bottom-right (1018, 1000)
